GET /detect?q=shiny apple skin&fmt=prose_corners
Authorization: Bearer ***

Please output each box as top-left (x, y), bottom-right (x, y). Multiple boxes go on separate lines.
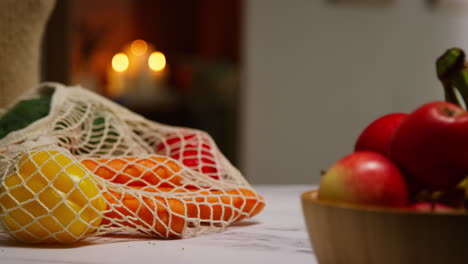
top-left (389, 101), bottom-right (468, 190)
top-left (355, 113), bottom-right (408, 157)
top-left (318, 151), bottom-right (408, 207)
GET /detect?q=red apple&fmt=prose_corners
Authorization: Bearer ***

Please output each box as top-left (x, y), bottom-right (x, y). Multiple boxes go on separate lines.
top-left (318, 151), bottom-right (408, 207)
top-left (389, 101), bottom-right (468, 190)
top-left (355, 113), bottom-right (407, 156)
top-left (408, 202), bottom-right (456, 213)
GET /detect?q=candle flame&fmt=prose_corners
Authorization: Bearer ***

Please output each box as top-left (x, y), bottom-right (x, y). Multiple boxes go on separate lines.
top-left (130, 39), bottom-right (148, 56)
top-left (148, 51), bottom-right (166, 72)
top-left (112, 53), bottom-right (129, 72)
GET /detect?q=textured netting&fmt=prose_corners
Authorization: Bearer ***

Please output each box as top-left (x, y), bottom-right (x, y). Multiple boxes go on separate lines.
top-left (0, 83), bottom-right (265, 243)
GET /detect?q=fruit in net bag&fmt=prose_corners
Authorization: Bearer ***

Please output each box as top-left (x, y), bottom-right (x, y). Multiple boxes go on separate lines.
top-left (0, 84), bottom-right (265, 242)
top-left (156, 132), bottom-right (224, 179)
top-left (0, 149), bottom-right (106, 243)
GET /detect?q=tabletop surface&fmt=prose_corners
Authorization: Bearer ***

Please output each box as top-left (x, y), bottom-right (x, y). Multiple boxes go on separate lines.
top-left (0, 185), bottom-right (318, 264)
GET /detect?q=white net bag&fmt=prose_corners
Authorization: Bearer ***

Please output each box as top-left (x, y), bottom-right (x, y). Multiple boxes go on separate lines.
top-left (0, 83), bottom-right (265, 243)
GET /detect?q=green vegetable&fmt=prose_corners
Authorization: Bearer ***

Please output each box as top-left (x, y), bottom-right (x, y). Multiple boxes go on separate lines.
top-left (0, 96), bottom-right (52, 139)
top-left (0, 94), bottom-right (120, 155)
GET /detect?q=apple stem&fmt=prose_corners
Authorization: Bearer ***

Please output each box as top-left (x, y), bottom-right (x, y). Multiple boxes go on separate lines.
top-left (436, 48), bottom-right (468, 108)
top-left (441, 82), bottom-right (462, 107)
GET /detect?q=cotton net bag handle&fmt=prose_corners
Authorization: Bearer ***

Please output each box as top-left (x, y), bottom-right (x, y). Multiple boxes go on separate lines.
top-left (0, 83), bottom-right (265, 243)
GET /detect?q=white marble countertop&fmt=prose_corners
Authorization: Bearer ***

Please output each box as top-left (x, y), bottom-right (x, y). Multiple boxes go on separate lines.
top-left (0, 185), bottom-right (318, 264)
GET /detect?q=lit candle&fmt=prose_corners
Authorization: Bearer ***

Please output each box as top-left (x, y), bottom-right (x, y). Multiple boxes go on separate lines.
top-left (108, 52), bottom-right (129, 98)
top-left (148, 51), bottom-right (167, 88)
top-left (107, 40), bottom-right (169, 106)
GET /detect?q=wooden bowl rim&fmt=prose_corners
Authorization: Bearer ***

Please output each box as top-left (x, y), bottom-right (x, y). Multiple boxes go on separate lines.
top-left (301, 189), bottom-right (467, 216)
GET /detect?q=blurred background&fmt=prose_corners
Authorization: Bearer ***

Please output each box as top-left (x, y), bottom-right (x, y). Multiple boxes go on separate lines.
top-left (41, 0), bottom-right (468, 184)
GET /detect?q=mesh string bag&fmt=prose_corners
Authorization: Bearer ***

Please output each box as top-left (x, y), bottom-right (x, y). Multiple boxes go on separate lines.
top-left (0, 82), bottom-right (265, 243)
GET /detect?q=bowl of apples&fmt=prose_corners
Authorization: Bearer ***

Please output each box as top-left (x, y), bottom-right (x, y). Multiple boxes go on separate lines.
top-left (302, 189), bottom-right (468, 264)
top-left (303, 48), bottom-right (468, 264)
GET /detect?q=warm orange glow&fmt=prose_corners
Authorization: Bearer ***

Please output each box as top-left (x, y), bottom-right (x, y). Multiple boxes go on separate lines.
top-left (130, 39), bottom-right (148, 56)
top-left (112, 53), bottom-right (129, 72)
top-left (148, 51), bottom-right (166, 72)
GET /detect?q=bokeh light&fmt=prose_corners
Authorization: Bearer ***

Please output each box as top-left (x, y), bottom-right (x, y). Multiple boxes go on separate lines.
top-left (112, 53), bottom-right (129, 72)
top-left (130, 39), bottom-right (148, 56)
top-left (148, 51), bottom-right (166, 72)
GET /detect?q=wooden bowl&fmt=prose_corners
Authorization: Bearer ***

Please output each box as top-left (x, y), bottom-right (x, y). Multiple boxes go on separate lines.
top-left (301, 190), bottom-right (468, 264)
